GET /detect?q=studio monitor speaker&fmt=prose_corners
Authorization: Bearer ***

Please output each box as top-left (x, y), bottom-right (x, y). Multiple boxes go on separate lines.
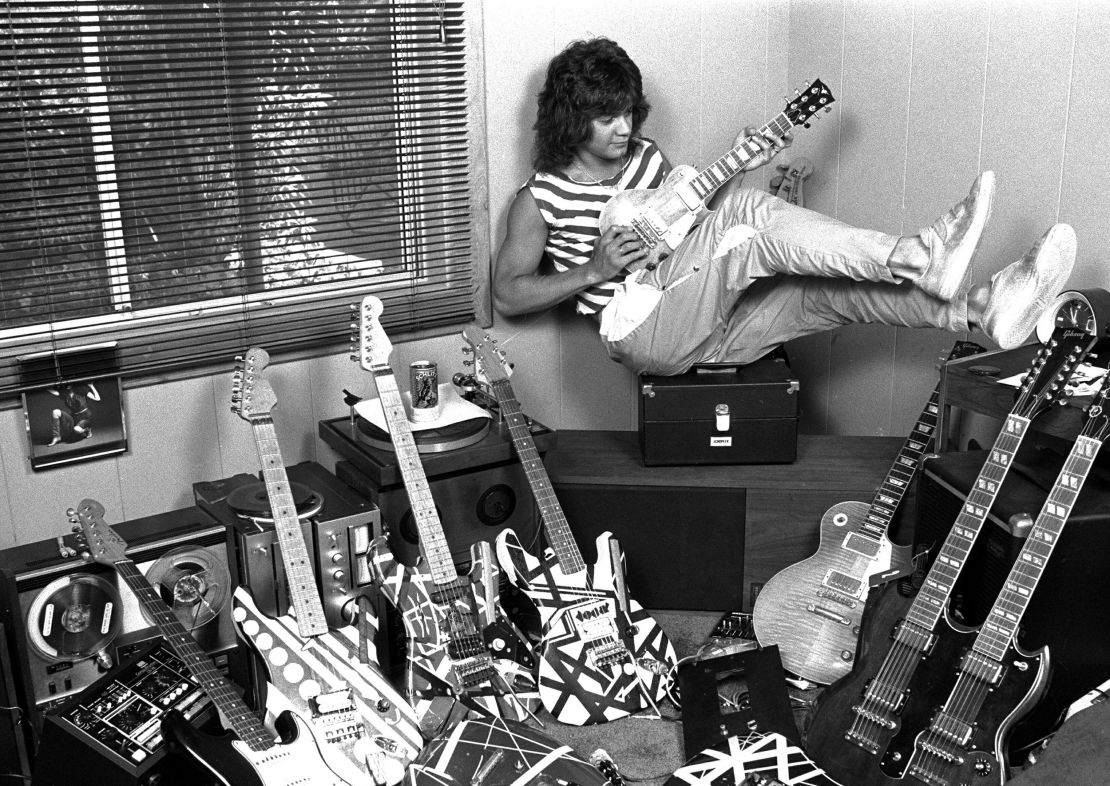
top-left (0, 505), bottom-right (241, 757)
top-left (915, 447), bottom-right (1110, 749)
top-left (547, 482), bottom-right (747, 611)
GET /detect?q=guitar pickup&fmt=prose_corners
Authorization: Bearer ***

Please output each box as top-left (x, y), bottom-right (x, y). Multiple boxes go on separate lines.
top-left (823, 570), bottom-right (864, 598)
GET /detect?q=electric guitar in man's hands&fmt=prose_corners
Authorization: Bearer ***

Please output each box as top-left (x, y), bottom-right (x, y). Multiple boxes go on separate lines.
top-left (599, 78), bottom-right (834, 270)
top-left (463, 324), bottom-right (677, 726)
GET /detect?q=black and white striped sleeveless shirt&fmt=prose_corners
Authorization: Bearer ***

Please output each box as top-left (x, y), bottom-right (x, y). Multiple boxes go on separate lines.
top-left (524, 138), bottom-right (668, 315)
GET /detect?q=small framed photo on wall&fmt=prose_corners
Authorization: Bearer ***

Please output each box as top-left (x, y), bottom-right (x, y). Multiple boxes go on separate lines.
top-left (19, 343), bottom-right (128, 472)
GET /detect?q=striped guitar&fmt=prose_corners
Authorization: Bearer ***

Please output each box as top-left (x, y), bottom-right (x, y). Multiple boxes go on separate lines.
top-left (752, 341), bottom-right (984, 684)
top-left (462, 325), bottom-right (677, 725)
top-left (70, 499), bottom-right (346, 786)
top-left (895, 373), bottom-right (1110, 785)
top-left (599, 79), bottom-right (834, 270)
top-left (232, 588), bottom-right (422, 785)
top-left (352, 296), bottom-right (538, 727)
top-left (805, 326), bottom-right (1102, 785)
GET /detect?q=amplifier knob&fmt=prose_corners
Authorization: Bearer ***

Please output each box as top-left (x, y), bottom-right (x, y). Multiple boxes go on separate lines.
top-left (332, 569), bottom-right (346, 581)
top-left (331, 553), bottom-right (345, 564)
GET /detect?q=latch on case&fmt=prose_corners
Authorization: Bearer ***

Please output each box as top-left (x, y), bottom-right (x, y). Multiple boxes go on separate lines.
top-left (715, 403), bottom-right (730, 431)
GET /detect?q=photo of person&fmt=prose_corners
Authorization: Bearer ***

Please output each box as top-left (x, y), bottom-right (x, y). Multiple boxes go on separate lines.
top-left (22, 375), bottom-right (127, 471)
top-left (46, 381), bottom-right (101, 446)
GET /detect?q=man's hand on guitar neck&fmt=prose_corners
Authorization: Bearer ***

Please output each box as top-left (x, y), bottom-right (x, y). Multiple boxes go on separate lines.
top-left (735, 125), bottom-right (793, 173)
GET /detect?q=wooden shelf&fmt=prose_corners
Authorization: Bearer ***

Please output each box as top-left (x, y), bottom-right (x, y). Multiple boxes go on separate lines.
top-left (544, 430), bottom-right (906, 611)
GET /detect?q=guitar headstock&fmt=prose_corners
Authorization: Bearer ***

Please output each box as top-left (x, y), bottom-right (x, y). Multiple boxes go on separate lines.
top-left (231, 347), bottom-right (277, 421)
top-left (461, 324), bottom-right (512, 384)
top-left (68, 499), bottom-right (129, 566)
top-left (784, 78), bottom-right (835, 129)
top-left (1080, 375), bottom-right (1110, 443)
top-left (1014, 328), bottom-right (1100, 421)
top-left (351, 296), bottom-right (393, 372)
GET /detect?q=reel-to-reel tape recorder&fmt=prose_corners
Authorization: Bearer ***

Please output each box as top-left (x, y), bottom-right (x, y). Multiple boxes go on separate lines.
top-left (0, 504), bottom-right (241, 760)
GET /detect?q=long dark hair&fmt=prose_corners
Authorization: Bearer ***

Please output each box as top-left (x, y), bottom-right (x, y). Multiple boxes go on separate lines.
top-left (532, 37), bottom-right (651, 173)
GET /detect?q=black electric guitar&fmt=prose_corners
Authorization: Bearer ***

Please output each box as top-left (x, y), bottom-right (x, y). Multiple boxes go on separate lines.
top-left (599, 79), bottom-right (833, 270)
top-left (897, 374), bottom-right (1110, 785)
top-left (352, 296), bottom-right (538, 726)
top-left (805, 326), bottom-right (1102, 785)
top-left (752, 340), bottom-right (984, 685)
top-left (231, 347), bottom-right (329, 640)
top-left (70, 499), bottom-right (346, 786)
top-left (462, 325), bottom-right (677, 725)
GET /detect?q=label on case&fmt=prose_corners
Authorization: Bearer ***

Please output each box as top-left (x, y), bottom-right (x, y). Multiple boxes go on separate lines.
top-left (710, 436), bottom-right (733, 447)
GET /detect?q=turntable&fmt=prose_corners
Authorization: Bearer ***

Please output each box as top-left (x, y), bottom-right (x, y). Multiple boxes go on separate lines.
top-left (319, 389), bottom-right (556, 571)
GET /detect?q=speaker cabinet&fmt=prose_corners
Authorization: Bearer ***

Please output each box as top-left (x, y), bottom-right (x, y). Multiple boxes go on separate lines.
top-left (915, 447), bottom-right (1110, 747)
top-left (336, 458), bottom-right (540, 570)
top-left (547, 482), bottom-right (746, 611)
top-left (0, 506), bottom-right (242, 759)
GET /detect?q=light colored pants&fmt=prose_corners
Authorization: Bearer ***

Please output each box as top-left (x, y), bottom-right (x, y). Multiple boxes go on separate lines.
top-left (601, 187), bottom-right (969, 375)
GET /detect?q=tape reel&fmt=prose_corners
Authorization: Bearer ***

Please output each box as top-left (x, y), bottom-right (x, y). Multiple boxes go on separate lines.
top-left (25, 573), bottom-right (122, 662)
top-left (144, 545), bottom-right (230, 632)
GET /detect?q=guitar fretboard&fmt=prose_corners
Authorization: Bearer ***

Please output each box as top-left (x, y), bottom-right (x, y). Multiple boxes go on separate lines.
top-left (489, 378), bottom-right (586, 575)
top-left (249, 415), bottom-right (328, 638)
top-left (371, 367), bottom-right (458, 584)
top-left (904, 416), bottom-right (1029, 634)
top-left (115, 560), bottom-right (273, 752)
top-left (688, 113), bottom-right (794, 203)
top-left (973, 433), bottom-right (1102, 661)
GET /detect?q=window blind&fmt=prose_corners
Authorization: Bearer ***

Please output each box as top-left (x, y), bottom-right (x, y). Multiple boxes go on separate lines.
top-left (1, 0), bottom-right (484, 394)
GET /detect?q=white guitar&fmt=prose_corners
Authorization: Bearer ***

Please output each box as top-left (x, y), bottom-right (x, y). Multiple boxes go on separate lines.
top-left (599, 79), bottom-right (834, 269)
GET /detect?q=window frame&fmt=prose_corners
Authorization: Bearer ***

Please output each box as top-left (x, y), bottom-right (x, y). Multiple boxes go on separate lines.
top-left (0, 0), bottom-right (491, 396)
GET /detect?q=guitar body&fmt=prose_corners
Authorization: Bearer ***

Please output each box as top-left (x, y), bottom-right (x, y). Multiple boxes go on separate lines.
top-left (496, 529), bottom-right (676, 725)
top-left (231, 588), bottom-right (423, 785)
top-left (807, 579), bottom-right (1048, 785)
top-left (806, 581), bottom-right (962, 785)
top-left (405, 716), bottom-right (609, 786)
top-left (599, 165), bottom-right (702, 268)
top-left (368, 536), bottom-right (539, 723)
top-left (752, 500), bottom-right (913, 684)
top-left (162, 705), bottom-right (346, 786)
top-left (899, 640), bottom-right (1048, 786)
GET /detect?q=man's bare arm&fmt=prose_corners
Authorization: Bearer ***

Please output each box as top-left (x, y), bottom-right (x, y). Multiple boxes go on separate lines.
top-left (492, 190), bottom-right (645, 317)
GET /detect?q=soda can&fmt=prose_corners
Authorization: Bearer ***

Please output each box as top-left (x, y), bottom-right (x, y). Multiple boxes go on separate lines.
top-left (410, 360), bottom-right (439, 421)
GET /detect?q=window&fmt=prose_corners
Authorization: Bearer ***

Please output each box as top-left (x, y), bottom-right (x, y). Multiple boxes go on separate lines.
top-left (0, 0), bottom-right (487, 395)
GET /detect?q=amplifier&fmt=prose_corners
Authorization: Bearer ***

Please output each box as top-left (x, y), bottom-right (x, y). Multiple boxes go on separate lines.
top-left (194, 461), bottom-right (379, 631)
top-left (915, 447), bottom-right (1110, 748)
top-left (31, 639), bottom-right (213, 786)
top-left (0, 504), bottom-right (242, 765)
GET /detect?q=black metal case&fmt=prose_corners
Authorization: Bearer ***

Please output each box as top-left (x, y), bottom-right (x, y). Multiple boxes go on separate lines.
top-left (638, 357), bottom-right (800, 466)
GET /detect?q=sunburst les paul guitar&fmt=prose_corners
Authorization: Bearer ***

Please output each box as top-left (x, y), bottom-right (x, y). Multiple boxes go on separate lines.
top-left (352, 296), bottom-right (538, 727)
top-left (805, 325), bottom-right (1102, 786)
top-left (752, 341), bottom-right (984, 685)
top-left (599, 78), bottom-right (834, 270)
top-left (462, 325), bottom-right (677, 726)
top-left (70, 499), bottom-right (346, 786)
